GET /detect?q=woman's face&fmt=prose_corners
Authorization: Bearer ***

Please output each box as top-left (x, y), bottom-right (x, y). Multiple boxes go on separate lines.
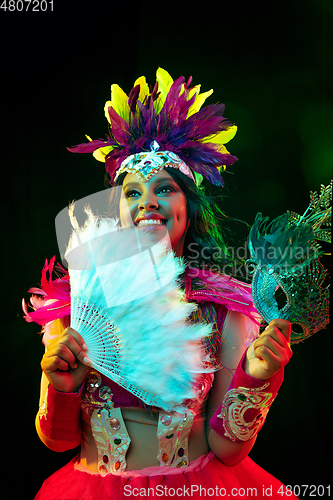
top-left (120, 170), bottom-right (189, 257)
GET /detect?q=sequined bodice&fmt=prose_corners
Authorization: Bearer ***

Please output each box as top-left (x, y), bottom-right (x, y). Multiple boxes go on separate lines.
top-left (80, 369), bottom-right (214, 473)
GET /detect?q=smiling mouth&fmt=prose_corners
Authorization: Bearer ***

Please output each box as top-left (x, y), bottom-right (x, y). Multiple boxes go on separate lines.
top-left (136, 219), bottom-right (167, 228)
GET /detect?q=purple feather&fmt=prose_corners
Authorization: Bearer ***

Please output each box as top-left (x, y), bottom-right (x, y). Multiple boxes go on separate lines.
top-left (128, 85), bottom-right (140, 113)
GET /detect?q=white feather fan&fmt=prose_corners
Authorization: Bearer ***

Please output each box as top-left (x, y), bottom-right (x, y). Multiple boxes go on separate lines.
top-left (65, 205), bottom-right (212, 412)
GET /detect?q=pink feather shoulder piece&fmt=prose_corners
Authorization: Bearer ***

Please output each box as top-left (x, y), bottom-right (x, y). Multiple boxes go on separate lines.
top-left (185, 268), bottom-right (262, 326)
top-left (22, 256), bottom-right (71, 325)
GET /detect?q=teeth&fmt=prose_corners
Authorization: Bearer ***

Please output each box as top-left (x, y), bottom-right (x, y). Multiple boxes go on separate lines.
top-left (137, 219), bottom-right (165, 227)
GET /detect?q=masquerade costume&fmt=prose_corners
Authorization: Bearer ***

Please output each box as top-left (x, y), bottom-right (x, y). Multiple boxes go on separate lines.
top-left (25, 68), bottom-right (328, 499)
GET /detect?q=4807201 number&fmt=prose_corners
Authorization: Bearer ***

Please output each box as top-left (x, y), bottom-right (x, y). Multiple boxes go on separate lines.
top-left (0, 0), bottom-right (53, 11)
top-left (278, 484), bottom-right (331, 496)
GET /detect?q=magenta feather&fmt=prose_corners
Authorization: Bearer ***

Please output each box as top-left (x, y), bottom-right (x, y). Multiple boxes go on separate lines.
top-left (68, 137), bottom-right (115, 154)
top-left (22, 257), bottom-right (71, 325)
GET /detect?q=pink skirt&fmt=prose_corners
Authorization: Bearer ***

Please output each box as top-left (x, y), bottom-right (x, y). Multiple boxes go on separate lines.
top-left (34, 452), bottom-right (298, 499)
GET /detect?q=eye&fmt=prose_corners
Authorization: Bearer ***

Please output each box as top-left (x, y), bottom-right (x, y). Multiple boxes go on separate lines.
top-left (157, 186), bottom-right (174, 194)
top-left (125, 189), bottom-right (141, 198)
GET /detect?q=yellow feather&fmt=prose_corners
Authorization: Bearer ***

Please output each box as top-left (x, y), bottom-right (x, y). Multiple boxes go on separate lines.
top-left (201, 125), bottom-right (237, 145)
top-left (154, 67), bottom-right (174, 114)
top-left (110, 84), bottom-right (130, 122)
top-left (218, 145), bottom-right (229, 154)
top-left (85, 135), bottom-right (113, 163)
top-left (188, 85), bottom-right (200, 100)
top-left (134, 76), bottom-right (149, 104)
top-left (104, 100), bottom-right (112, 124)
top-left (187, 88), bottom-right (214, 117)
top-left (92, 146), bottom-right (113, 163)
top-left (156, 67), bottom-right (174, 94)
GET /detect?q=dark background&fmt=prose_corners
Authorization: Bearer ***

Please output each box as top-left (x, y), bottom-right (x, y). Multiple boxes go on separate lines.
top-left (1, 1), bottom-right (332, 498)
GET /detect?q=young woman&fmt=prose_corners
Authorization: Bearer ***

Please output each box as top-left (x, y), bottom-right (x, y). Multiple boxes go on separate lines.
top-left (26, 68), bottom-right (297, 499)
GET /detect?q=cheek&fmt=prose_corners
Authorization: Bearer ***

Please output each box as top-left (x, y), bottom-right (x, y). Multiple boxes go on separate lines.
top-left (119, 198), bottom-right (136, 227)
top-left (178, 198), bottom-right (187, 222)
top-left (169, 197), bottom-right (187, 231)
top-left (177, 205), bottom-right (188, 228)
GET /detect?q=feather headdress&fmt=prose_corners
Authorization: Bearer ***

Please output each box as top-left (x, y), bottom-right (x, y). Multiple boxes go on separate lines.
top-left (67, 68), bottom-right (238, 186)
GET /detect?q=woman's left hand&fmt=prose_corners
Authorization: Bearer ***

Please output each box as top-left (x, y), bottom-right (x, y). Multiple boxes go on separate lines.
top-left (245, 319), bottom-right (293, 380)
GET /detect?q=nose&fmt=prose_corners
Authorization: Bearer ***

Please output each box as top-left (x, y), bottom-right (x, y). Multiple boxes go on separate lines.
top-left (138, 191), bottom-right (159, 210)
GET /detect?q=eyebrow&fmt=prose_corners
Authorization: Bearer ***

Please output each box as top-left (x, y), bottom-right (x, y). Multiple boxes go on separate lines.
top-left (123, 178), bottom-right (178, 189)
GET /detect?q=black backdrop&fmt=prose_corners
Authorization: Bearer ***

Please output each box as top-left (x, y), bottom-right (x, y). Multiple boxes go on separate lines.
top-left (1, 2), bottom-right (332, 498)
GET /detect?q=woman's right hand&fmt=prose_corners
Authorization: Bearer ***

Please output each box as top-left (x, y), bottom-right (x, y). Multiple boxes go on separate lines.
top-left (41, 327), bottom-right (90, 393)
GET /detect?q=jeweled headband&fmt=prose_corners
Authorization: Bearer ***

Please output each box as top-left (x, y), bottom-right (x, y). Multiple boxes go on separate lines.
top-left (68, 67), bottom-right (238, 187)
top-left (115, 140), bottom-right (195, 183)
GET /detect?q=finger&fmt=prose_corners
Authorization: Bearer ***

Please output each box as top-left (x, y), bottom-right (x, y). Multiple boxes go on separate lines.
top-left (258, 327), bottom-right (291, 352)
top-left (267, 321), bottom-right (293, 359)
top-left (65, 327), bottom-right (88, 351)
top-left (82, 355), bottom-right (92, 367)
top-left (45, 331), bottom-right (85, 370)
top-left (267, 319), bottom-right (291, 343)
top-left (59, 328), bottom-right (89, 365)
top-left (64, 328), bottom-right (91, 366)
top-left (254, 341), bottom-right (290, 368)
top-left (255, 335), bottom-right (283, 356)
top-left (255, 331), bottom-right (293, 362)
top-left (255, 346), bottom-right (287, 377)
top-left (42, 350), bottom-right (71, 373)
top-left (43, 342), bottom-right (77, 371)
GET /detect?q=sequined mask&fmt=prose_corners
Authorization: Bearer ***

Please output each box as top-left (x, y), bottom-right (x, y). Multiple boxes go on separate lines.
top-left (247, 182), bottom-right (331, 343)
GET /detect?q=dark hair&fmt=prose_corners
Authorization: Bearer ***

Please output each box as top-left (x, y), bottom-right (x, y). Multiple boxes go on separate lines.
top-left (108, 168), bottom-right (234, 274)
